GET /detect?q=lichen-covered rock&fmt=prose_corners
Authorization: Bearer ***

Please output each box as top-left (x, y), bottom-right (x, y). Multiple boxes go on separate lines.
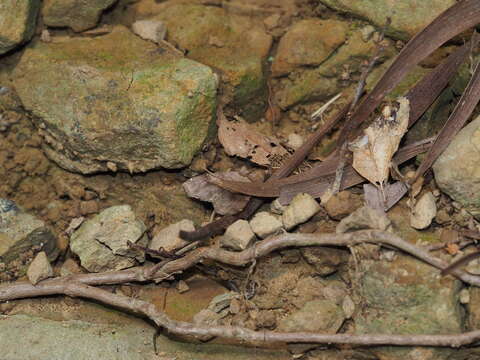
top-left (319, 0), bottom-right (455, 40)
top-left (12, 26), bottom-right (218, 174)
top-left (0, 199), bottom-right (58, 276)
top-left (433, 115), bottom-right (480, 220)
top-left (282, 193), bottom-right (320, 230)
top-left (272, 19), bottom-right (348, 77)
top-left (0, 0), bottom-right (40, 54)
top-left (70, 205), bottom-right (147, 272)
top-left (42, 0), bottom-right (116, 32)
top-left (353, 255), bottom-right (463, 360)
top-left (151, 2), bottom-right (272, 119)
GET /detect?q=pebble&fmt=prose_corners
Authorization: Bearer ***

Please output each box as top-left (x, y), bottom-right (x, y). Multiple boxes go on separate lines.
top-left (27, 251), bottom-right (54, 285)
top-left (176, 280), bottom-right (190, 293)
top-left (410, 192), bottom-right (437, 230)
top-left (286, 133), bottom-right (304, 150)
top-left (282, 193), bottom-right (320, 230)
top-left (221, 220), bottom-right (255, 251)
top-left (249, 211), bottom-right (283, 238)
top-left (149, 219), bottom-right (194, 253)
top-left (131, 19), bottom-right (167, 44)
top-left (270, 199), bottom-right (286, 215)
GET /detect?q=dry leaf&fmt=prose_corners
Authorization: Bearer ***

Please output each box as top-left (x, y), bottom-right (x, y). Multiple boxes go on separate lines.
top-left (217, 113), bottom-right (288, 167)
top-left (350, 97), bottom-right (410, 187)
top-left (183, 172), bottom-right (251, 216)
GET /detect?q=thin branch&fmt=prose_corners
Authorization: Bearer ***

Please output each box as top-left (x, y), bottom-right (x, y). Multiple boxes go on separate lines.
top-left (1, 263), bottom-right (480, 348)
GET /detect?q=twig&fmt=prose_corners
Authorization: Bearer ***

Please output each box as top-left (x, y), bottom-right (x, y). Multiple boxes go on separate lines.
top-left (3, 230), bottom-right (480, 301)
top-left (2, 241), bottom-right (480, 348)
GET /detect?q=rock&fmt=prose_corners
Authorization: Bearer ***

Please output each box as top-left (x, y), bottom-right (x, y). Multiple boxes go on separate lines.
top-left (193, 309), bottom-right (223, 326)
top-left (43, 0), bottom-right (117, 32)
top-left (183, 172), bottom-right (250, 216)
top-left (342, 295), bottom-right (355, 319)
top-left (131, 19), bottom-right (166, 44)
top-left (410, 192), bottom-right (437, 230)
top-left (151, 2), bottom-right (272, 119)
top-left (176, 280), bottom-right (190, 294)
top-left (12, 26), bottom-right (218, 174)
top-left (275, 27), bottom-right (394, 108)
top-left (272, 19), bottom-right (347, 76)
top-left (278, 299), bottom-right (345, 333)
top-left (319, 0), bottom-right (455, 40)
top-left (336, 206), bottom-right (391, 233)
top-left (70, 205), bottom-right (147, 272)
top-left (270, 199), bottom-right (286, 215)
top-left (59, 258), bottom-right (85, 277)
top-left (0, 199), bottom-right (58, 277)
top-left (26, 251), bottom-right (53, 285)
top-left (249, 211), bottom-right (283, 239)
top-left (324, 190), bottom-right (363, 220)
top-left (286, 133), bottom-right (304, 150)
top-left (282, 193), bottom-right (320, 230)
top-left (0, 0), bottom-right (40, 55)
top-left (433, 115), bottom-right (480, 220)
top-left (221, 220), bottom-right (256, 251)
top-left (149, 219), bottom-right (194, 253)
top-left (353, 254), bottom-right (463, 360)
top-left (301, 246), bottom-right (349, 276)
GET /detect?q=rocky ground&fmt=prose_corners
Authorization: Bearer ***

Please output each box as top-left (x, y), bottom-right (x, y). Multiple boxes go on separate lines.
top-left (1, 0), bottom-right (480, 360)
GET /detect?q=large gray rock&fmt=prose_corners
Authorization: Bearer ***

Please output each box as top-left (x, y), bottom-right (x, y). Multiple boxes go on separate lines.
top-left (0, 0), bottom-right (40, 55)
top-left (70, 205), bottom-right (147, 272)
top-left (0, 199), bottom-right (58, 279)
top-left (433, 115), bottom-right (480, 220)
top-left (43, 0), bottom-right (117, 32)
top-left (319, 0), bottom-right (455, 40)
top-left (12, 26), bottom-right (218, 174)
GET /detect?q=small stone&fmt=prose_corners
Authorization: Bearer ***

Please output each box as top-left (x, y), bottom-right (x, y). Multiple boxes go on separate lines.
top-left (410, 192), bottom-right (437, 230)
top-left (270, 199), bottom-right (286, 215)
top-left (278, 299), bottom-right (345, 333)
top-left (221, 220), bottom-right (256, 251)
top-left (282, 193), bottom-right (320, 230)
top-left (342, 295), bottom-right (355, 319)
top-left (360, 25), bottom-right (375, 42)
top-left (149, 219), bottom-right (194, 253)
top-left (193, 309), bottom-right (222, 326)
top-left (79, 200), bottom-right (99, 215)
top-left (60, 258), bottom-right (84, 276)
top-left (435, 208), bottom-right (451, 224)
top-left (336, 206), bottom-right (391, 233)
top-left (131, 19), bottom-right (167, 44)
top-left (255, 310), bottom-right (277, 329)
top-left (460, 289), bottom-right (470, 304)
top-left (249, 212), bottom-right (283, 239)
top-left (176, 280), bottom-right (190, 294)
top-left (324, 191), bottom-right (363, 220)
top-left (27, 252), bottom-right (53, 285)
top-left (263, 13), bottom-right (281, 30)
top-left (287, 133), bottom-right (304, 150)
top-left (40, 29), bottom-right (52, 43)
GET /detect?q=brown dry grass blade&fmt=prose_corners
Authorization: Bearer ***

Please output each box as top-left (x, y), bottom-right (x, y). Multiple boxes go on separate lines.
top-left (414, 53), bottom-right (480, 181)
top-left (337, 0), bottom-right (480, 145)
top-left (278, 138), bottom-right (434, 204)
